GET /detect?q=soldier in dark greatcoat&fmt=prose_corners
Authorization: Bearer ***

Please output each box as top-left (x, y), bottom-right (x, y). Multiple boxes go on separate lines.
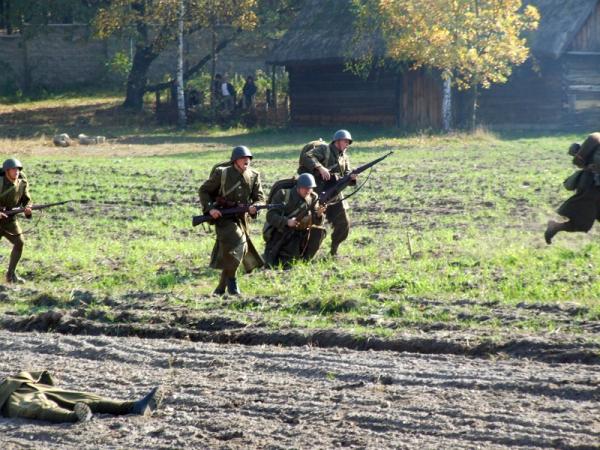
top-left (545, 133), bottom-right (600, 244)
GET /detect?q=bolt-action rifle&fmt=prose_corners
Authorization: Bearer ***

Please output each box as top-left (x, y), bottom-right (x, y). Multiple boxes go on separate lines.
top-left (318, 151), bottom-right (394, 204)
top-left (192, 203), bottom-right (283, 227)
top-left (0, 200), bottom-right (75, 218)
top-left (265, 151), bottom-right (394, 265)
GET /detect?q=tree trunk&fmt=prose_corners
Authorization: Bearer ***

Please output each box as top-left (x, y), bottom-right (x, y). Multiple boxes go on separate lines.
top-left (176, 0), bottom-right (186, 129)
top-left (469, 84), bottom-right (479, 131)
top-left (442, 76), bottom-right (452, 132)
top-left (123, 46), bottom-right (157, 111)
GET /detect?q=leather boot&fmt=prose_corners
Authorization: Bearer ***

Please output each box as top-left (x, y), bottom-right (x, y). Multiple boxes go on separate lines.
top-left (213, 271), bottom-right (227, 296)
top-left (130, 387), bottom-right (160, 416)
top-left (544, 220), bottom-right (566, 245)
top-left (6, 271), bottom-right (25, 284)
top-left (227, 278), bottom-right (241, 296)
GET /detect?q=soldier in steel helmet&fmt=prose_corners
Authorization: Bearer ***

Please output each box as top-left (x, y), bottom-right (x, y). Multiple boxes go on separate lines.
top-left (545, 133), bottom-right (600, 244)
top-left (263, 173), bottom-right (326, 267)
top-left (199, 146), bottom-right (265, 295)
top-left (298, 129), bottom-right (357, 256)
top-left (0, 158), bottom-right (32, 283)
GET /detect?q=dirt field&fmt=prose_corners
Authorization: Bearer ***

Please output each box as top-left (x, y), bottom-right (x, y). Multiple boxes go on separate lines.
top-left (0, 330), bottom-right (598, 450)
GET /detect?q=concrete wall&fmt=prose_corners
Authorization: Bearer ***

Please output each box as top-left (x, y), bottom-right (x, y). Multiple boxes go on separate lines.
top-left (0, 25), bottom-right (267, 92)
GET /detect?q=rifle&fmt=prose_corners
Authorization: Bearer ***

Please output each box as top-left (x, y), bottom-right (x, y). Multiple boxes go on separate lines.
top-left (318, 151), bottom-right (393, 204)
top-left (266, 151), bottom-right (393, 265)
top-left (192, 203), bottom-right (283, 227)
top-left (0, 200), bottom-right (75, 218)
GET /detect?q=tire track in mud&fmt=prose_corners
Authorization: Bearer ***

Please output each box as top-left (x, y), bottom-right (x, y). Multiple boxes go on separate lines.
top-left (0, 330), bottom-right (598, 449)
top-left (1, 308), bottom-right (599, 365)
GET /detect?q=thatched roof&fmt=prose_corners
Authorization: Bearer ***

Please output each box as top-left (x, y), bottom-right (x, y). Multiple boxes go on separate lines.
top-left (527, 0), bottom-right (599, 58)
top-left (268, 0), bottom-right (599, 65)
top-left (267, 0), bottom-right (385, 65)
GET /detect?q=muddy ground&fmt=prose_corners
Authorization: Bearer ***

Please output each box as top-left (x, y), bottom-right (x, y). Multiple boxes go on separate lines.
top-left (0, 330), bottom-right (598, 449)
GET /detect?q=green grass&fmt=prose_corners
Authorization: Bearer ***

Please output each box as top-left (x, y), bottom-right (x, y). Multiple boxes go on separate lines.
top-left (0, 95), bottom-right (597, 337)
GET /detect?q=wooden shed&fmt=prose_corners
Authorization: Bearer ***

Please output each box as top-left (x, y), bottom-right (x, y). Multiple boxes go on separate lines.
top-left (267, 0), bottom-right (443, 129)
top-left (475, 0), bottom-right (600, 128)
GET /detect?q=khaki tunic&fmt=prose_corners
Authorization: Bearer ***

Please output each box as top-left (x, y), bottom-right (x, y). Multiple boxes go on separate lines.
top-left (0, 175), bottom-right (32, 236)
top-left (0, 371), bottom-right (132, 423)
top-left (264, 188), bottom-right (325, 266)
top-left (199, 165), bottom-right (265, 273)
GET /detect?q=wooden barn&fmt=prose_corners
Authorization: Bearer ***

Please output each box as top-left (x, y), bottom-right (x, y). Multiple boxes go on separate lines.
top-left (267, 0), bottom-right (443, 129)
top-left (477, 0), bottom-right (600, 129)
top-left (269, 0), bottom-right (600, 130)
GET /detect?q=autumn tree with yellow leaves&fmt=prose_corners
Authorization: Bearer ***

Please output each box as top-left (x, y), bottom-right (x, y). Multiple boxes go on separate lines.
top-left (352, 0), bottom-right (539, 129)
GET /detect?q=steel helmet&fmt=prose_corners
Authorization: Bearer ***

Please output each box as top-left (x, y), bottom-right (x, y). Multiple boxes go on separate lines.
top-left (2, 158), bottom-right (23, 172)
top-left (297, 173), bottom-right (317, 189)
top-left (332, 129), bottom-right (353, 144)
top-left (230, 146), bottom-right (253, 161)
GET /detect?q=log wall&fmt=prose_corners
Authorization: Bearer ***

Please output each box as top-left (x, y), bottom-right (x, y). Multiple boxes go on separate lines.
top-left (287, 63), bottom-right (442, 129)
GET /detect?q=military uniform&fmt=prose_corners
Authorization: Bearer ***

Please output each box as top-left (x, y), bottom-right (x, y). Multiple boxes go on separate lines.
top-left (199, 159), bottom-right (265, 292)
top-left (0, 167), bottom-right (31, 281)
top-left (263, 187), bottom-right (325, 267)
top-left (0, 371), bottom-right (136, 423)
top-left (299, 141), bottom-right (354, 255)
top-left (546, 133), bottom-right (600, 243)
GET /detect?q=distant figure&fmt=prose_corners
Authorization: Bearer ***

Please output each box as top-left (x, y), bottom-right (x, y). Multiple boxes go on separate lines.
top-left (266, 88), bottom-right (273, 108)
top-left (186, 88), bottom-right (203, 109)
top-left (0, 158), bottom-right (32, 283)
top-left (0, 371), bottom-right (161, 423)
top-left (220, 75), bottom-right (236, 112)
top-left (242, 76), bottom-right (257, 109)
top-left (545, 133), bottom-right (600, 244)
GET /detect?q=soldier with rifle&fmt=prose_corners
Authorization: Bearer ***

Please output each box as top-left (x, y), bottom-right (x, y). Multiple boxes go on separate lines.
top-left (545, 133), bottom-right (600, 244)
top-left (0, 158), bottom-right (32, 284)
top-left (298, 130), bottom-right (357, 256)
top-left (199, 146), bottom-right (265, 296)
top-left (263, 173), bottom-right (326, 267)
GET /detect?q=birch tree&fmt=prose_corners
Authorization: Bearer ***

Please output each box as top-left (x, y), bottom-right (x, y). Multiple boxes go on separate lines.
top-left (352, 0), bottom-right (539, 129)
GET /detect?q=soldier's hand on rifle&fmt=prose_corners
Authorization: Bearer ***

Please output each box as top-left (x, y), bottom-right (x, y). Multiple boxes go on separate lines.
top-left (0, 212), bottom-right (7, 220)
top-left (316, 204), bottom-right (327, 217)
top-left (350, 173), bottom-right (358, 181)
top-left (248, 205), bottom-right (258, 215)
top-left (209, 209), bottom-right (222, 219)
top-left (24, 207), bottom-right (32, 218)
top-left (287, 217), bottom-right (298, 228)
top-left (317, 166), bottom-right (331, 181)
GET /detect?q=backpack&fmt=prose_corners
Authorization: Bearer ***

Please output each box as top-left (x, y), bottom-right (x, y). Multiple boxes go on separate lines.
top-left (263, 178), bottom-right (297, 242)
top-left (298, 139), bottom-right (330, 173)
top-left (266, 176), bottom-right (297, 204)
top-left (573, 133), bottom-right (600, 168)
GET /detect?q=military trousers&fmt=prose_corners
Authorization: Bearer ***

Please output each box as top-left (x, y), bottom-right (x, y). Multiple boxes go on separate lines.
top-left (325, 201), bottom-right (350, 254)
top-left (2, 385), bottom-right (133, 423)
top-left (557, 187), bottom-right (600, 232)
top-left (0, 220), bottom-right (24, 275)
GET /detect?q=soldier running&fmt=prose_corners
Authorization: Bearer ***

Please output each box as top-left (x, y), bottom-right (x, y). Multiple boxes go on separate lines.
top-left (0, 158), bottom-right (32, 283)
top-left (199, 146), bottom-right (265, 295)
top-left (298, 130), bottom-right (357, 256)
top-left (545, 133), bottom-right (600, 244)
top-left (263, 173), bottom-right (326, 267)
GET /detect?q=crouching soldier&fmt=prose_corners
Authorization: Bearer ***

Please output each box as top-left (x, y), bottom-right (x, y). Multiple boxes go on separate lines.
top-left (0, 371), bottom-right (160, 423)
top-left (298, 130), bottom-right (357, 256)
top-left (545, 133), bottom-right (600, 244)
top-left (199, 146), bottom-right (265, 295)
top-left (0, 158), bottom-right (32, 283)
top-left (263, 173), bottom-right (326, 267)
